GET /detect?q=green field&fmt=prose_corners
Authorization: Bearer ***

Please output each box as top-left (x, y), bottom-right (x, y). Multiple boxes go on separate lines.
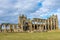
top-left (0, 32), bottom-right (60, 40)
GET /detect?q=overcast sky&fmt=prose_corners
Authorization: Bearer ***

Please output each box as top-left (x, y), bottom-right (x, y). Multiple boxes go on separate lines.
top-left (0, 0), bottom-right (60, 28)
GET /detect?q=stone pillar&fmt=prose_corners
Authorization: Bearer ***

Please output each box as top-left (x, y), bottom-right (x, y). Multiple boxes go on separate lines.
top-left (40, 20), bottom-right (43, 32)
top-left (21, 24), bottom-right (23, 32)
top-left (9, 25), bottom-right (13, 32)
top-left (34, 21), bottom-right (35, 31)
top-left (39, 24), bottom-right (42, 32)
top-left (51, 18), bottom-right (52, 30)
top-left (54, 22), bottom-right (55, 30)
top-left (48, 19), bottom-right (49, 30)
top-left (53, 19), bottom-right (55, 30)
top-left (0, 25), bottom-right (2, 32)
top-left (39, 20), bottom-right (41, 31)
top-left (45, 20), bottom-right (46, 31)
top-left (14, 25), bottom-right (17, 32)
top-left (29, 20), bottom-right (32, 32)
top-left (37, 19), bottom-right (38, 31)
top-left (5, 24), bottom-right (8, 32)
top-left (29, 24), bottom-right (32, 32)
top-left (4, 24), bottom-right (7, 32)
top-left (20, 20), bottom-right (24, 32)
top-left (55, 16), bottom-right (58, 30)
top-left (9, 25), bottom-right (11, 32)
top-left (34, 24), bottom-right (35, 30)
top-left (42, 25), bottom-right (44, 32)
top-left (9, 25), bottom-right (10, 32)
top-left (42, 20), bottom-right (44, 31)
top-left (18, 24), bottom-right (21, 32)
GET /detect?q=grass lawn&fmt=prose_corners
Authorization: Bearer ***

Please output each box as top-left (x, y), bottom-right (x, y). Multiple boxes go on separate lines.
top-left (0, 31), bottom-right (60, 40)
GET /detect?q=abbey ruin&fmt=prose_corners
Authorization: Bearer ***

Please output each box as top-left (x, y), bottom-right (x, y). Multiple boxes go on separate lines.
top-left (0, 14), bottom-right (58, 32)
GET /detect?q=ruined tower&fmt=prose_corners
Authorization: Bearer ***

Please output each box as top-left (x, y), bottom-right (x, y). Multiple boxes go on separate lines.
top-left (18, 14), bottom-right (27, 32)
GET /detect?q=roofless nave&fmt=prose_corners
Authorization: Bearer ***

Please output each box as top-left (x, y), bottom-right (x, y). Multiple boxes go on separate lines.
top-left (0, 14), bottom-right (59, 32)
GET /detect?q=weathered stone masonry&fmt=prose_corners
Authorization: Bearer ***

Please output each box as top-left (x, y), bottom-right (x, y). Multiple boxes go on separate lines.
top-left (0, 14), bottom-right (58, 32)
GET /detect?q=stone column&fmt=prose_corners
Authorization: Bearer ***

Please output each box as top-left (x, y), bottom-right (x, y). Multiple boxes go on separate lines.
top-left (39, 24), bottom-right (41, 32)
top-left (4, 24), bottom-right (7, 32)
top-left (40, 20), bottom-right (42, 32)
top-left (53, 19), bottom-right (55, 30)
top-left (29, 20), bottom-right (32, 32)
top-left (39, 20), bottom-right (41, 31)
top-left (14, 25), bottom-right (17, 32)
top-left (45, 20), bottom-right (46, 31)
top-left (18, 24), bottom-right (21, 32)
top-left (54, 23), bottom-right (55, 30)
top-left (40, 20), bottom-right (43, 32)
top-left (41, 27), bottom-right (43, 32)
top-left (20, 24), bottom-right (23, 32)
top-left (48, 19), bottom-right (49, 30)
top-left (10, 25), bottom-right (13, 32)
top-left (0, 25), bottom-right (2, 32)
top-left (37, 19), bottom-right (38, 31)
top-left (51, 18), bottom-right (52, 30)
top-left (42, 20), bottom-right (44, 31)
top-left (34, 21), bottom-right (35, 31)
top-left (29, 24), bottom-right (32, 32)
top-left (9, 25), bottom-right (10, 32)
top-left (20, 20), bottom-right (24, 32)
top-left (9, 25), bottom-right (11, 32)
top-left (55, 16), bottom-right (58, 30)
